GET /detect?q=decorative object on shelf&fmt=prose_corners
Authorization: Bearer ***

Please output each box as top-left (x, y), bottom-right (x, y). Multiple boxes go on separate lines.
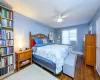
top-left (25, 47), bottom-right (29, 50)
top-left (0, 5), bottom-right (14, 79)
top-left (25, 47), bottom-right (28, 50)
top-left (49, 31), bottom-right (54, 43)
top-left (57, 34), bottom-right (61, 42)
top-left (88, 23), bottom-right (92, 34)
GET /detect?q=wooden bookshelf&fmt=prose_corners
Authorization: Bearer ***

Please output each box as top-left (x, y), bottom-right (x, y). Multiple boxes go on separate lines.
top-left (0, 5), bottom-right (14, 79)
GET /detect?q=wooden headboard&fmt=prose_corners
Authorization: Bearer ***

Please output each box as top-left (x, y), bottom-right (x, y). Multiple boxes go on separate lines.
top-left (29, 32), bottom-right (48, 48)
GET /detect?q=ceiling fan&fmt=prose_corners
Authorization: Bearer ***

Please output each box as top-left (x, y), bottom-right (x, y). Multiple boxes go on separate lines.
top-left (53, 13), bottom-right (68, 23)
top-left (53, 2), bottom-right (84, 23)
top-left (55, 14), bottom-right (67, 23)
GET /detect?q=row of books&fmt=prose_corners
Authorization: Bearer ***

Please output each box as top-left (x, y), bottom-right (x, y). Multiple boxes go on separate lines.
top-left (0, 47), bottom-right (13, 55)
top-left (0, 40), bottom-right (13, 46)
top-left (0, 29), bottom-right (13, 39)
top-left (0, 8), bottom-right (13, 19)
top-left (0, 56), bottom-right (13, 67)
top-left (1, 19), bottom-right (13, 27)
top-left (0, 65), bottom-right (13, 76)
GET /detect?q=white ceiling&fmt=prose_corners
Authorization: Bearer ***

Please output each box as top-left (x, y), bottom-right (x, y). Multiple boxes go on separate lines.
top-left (3, 0), bottom-right (100, 28)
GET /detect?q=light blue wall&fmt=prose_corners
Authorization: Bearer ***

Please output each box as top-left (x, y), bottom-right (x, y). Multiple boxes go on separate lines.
top-left (14, 12), bottom-right (55, 51)
top-left (14, 6), bottom-right (100, 52)
top-left (90, 6), bottom-right (100, 34)
top-left (55, 23), bottom-right (89, 52)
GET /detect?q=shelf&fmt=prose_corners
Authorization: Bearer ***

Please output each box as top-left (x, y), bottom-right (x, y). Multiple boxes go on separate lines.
top-left (0, 39), bottom-right (13, 40)
top-left (0, 64), bottom-right (13, 69)
top-left (1, 27), bottom-right (13, 30)
top-left (0, 70), bottom-right (14, 79)
top-left (20, 61), bottom-right (30, 67)
top-left (1, 53), bottom-right (13, 57)
top-left (2, 18), bottom-right (13, 21)
top-left (0, 46), bottom-right (13, 48)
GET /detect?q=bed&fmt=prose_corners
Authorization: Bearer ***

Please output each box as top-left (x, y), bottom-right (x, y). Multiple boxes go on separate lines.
top-left (29, 32), bottom-right (69, 74)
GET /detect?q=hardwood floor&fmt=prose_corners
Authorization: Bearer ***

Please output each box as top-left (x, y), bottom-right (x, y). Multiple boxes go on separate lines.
top-left (1, 55), bottom-right (100, 80)
top-left (57, 55), bottom-right (100, 80)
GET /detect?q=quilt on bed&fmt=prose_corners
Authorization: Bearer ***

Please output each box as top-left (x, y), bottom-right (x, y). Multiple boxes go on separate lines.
top-left (33, 44), bottom-right (69, 74)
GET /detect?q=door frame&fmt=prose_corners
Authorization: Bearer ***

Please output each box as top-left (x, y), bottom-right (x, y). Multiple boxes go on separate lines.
top-left (96, 17), bottom-right (100, 76)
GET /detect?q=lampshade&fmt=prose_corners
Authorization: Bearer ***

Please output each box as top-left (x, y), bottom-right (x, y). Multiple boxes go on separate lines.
top-left (18, 42), bottom-right (22, 49)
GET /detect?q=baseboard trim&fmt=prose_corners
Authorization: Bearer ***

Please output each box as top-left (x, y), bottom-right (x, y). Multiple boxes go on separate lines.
top-left (72, 51), bottom-right (83, 55)
top-left (96, 67), bottom-right (100, 76)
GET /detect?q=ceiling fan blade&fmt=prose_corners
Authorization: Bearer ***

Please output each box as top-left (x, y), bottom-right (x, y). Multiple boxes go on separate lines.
top-left (61, 2), bottom-right (85, 19)
top-left (52, 18), bottom-right (57, 21)
top-left (62, 15), bottom-right (68, 19)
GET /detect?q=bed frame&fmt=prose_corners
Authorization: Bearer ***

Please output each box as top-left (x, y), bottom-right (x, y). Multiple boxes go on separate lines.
top-left (29, 32), bottom-right (48, 48)
top-left (29, 32), bottom-right (56, 74)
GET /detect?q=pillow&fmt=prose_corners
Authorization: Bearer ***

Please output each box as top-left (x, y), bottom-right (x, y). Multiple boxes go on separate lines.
top-left (35, 44), bottom-right (46, 47)
top-left (42, 38), bottom-right (48, 44)
top-left (34, 38), bottom-right (43, 44)
top-left (32, 39), bottom-right (36, 47)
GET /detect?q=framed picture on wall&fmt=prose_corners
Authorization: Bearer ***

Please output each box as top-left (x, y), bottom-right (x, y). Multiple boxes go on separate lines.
top-left (88, 23), bottom-right (92, 34)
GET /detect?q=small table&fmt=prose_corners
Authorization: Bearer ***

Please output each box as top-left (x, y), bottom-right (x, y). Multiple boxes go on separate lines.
top-left (15, 49), bottom-right (32, 71)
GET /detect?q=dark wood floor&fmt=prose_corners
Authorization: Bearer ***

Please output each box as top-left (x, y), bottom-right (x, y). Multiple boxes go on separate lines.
top-left (56, 55), bottom-right (100, 80)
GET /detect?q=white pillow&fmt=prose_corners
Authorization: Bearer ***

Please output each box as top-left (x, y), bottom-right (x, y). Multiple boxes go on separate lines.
top-left (42, 38), bottom-right (48, 44)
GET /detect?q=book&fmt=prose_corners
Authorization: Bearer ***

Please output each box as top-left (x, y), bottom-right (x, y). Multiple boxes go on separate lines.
top-left (0, 30), bottom-right (1, 39)
top-left (1, 30), bottom-right (6, 39)
top-left (7, 56), bottom-right (10, 65)
top-left (0, 8), bottom-right (2, 26)
top-left (0, 40), bottom-right (2, 46)
top-left (0, 40), bottom-right (6, 46)
top-left (10, 12), bottom-right (13, 20)
top-left (1, 19), bottom-right (7, 27)
top-left (8, 20), bottom-right (13, 27)
top-left (4, 48), bottom-right (7, 55)
top-left (9, 56), bottom-right (12, 64)
top-left (0, 48), bottom-right (2, 55)
top-left (7, 11), bottom-right (10, 19)
top-left (1, 58), bottom-right (4, 67)
top-left (2, 9), bottom-right (7, 18)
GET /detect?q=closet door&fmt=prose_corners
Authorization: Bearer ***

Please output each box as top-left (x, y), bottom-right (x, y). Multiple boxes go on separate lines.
top-left (96, 18), bottom-right (100, 76)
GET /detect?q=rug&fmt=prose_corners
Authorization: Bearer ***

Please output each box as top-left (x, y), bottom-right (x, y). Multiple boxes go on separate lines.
top-left (4, 64), bottom-right (58, 80)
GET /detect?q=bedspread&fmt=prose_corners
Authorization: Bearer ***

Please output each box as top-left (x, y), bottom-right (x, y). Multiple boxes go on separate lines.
top-left (34, 44), bottom-right (69, 74)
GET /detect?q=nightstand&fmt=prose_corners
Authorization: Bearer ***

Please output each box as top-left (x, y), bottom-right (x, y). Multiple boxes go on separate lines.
top-left (15, 49), bottom-right (32, 71)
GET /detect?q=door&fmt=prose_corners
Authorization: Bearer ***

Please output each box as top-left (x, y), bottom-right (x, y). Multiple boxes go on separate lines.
top-left (96, 18), bottom-right (100, 76)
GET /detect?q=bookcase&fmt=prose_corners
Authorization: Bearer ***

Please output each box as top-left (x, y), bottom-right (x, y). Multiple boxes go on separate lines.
top-left (0, 5), bottom-right (14, 79)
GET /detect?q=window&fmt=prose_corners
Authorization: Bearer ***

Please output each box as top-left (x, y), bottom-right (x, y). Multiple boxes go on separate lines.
top-left (62, 29), bottom-right (77, 44)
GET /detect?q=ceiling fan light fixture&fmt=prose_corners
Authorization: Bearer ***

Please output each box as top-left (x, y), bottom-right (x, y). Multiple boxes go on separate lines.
top-left (57, 18), bottom-right (63, 23)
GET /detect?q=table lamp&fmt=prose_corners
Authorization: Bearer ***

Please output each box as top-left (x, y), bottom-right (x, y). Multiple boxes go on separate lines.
top-left (18, 42), bottom-right (22, 51)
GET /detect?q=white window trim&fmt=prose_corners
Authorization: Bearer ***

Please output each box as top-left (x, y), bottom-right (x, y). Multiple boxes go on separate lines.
top-left (62, 29), bottom-right (77, 45)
